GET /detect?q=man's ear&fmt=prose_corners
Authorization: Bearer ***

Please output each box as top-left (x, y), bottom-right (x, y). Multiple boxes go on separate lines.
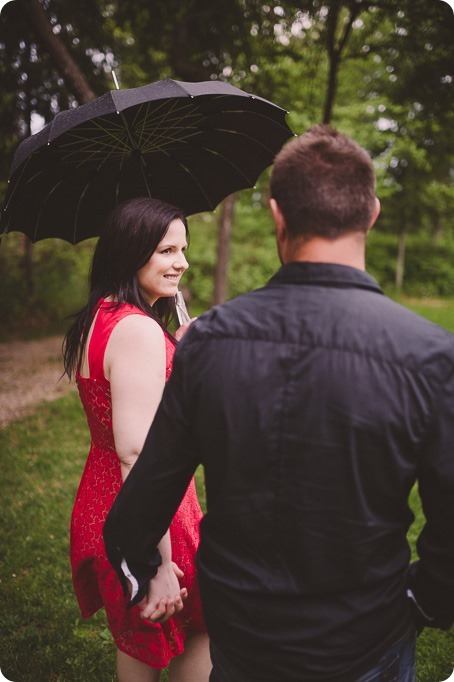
top-left (368, 197), bottom-right (381, 233)
top-left (270, 198), bottom-right (286, 243)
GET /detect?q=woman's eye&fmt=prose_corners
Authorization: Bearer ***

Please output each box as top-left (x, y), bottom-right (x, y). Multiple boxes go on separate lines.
top-left (161, 248), bottom-right (172, 254)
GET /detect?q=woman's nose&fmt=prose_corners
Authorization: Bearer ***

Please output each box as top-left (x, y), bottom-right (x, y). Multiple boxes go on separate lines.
top-left (173, 253), bottom-right (189, 270)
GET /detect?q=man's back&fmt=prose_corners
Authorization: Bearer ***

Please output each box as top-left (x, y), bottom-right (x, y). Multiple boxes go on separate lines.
top-left (176, 262), bottom-right (454, 681)
top-left (103, 126), bottom-right (454, 682)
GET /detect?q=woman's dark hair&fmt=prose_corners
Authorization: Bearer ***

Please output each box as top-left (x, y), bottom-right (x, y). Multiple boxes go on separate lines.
top-left (63, 196), bottom-right (188, 379)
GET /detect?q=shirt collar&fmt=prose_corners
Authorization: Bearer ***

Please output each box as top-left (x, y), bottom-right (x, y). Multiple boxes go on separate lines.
top-left (269, 261), bottom-right (384, 295)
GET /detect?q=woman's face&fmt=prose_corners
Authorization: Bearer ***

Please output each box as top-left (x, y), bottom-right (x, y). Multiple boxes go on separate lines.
top-left (136, 219), bottom-right (189, 305)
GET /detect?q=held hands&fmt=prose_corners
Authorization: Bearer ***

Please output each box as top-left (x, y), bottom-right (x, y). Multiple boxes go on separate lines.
top-left (139, 562), bottom-right (188, 624)
top-left (175, 318), bottom-right (197, 342)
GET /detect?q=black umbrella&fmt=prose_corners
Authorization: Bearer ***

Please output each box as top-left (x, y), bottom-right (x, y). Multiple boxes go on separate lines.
top-left (0, 78), bottom-right (294, 244)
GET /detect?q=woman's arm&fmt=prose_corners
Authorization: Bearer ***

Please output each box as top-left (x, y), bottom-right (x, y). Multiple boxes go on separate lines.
top-left (138, 529), bottom-right (187, 623)
top-left (105, 314), bottom-right (184, 618)
top-left (105, 314), bottom-right (166, 481)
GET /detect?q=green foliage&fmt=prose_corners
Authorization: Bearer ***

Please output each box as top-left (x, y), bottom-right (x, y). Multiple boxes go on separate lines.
top-left (184, 195), bottom-right (279, 313)
top-left (0, 0), bottom-right (112, 188)
top-left (367, 229), bottom-right (454, 298)
top-left (111, 0), bottom-right (255, 84)
top-left (1, 0), bottom-right (453, 323)
top-left (183, 213), bottom-right (219, 313)
top-left (0, 233), bottom-right (95, 338)
top-left (228, 201), bottom-right (280, 298)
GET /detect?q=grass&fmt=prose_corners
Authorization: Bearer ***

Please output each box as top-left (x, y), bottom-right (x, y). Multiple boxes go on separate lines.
top-left (0, 394), bottom-right (207, 681)
top-left (392, 296), bottom-right (454, 334)
top-left (1, 298), bottom-right (453, 681)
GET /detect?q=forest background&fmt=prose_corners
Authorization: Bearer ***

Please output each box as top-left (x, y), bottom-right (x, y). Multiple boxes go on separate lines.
top-left (0, 0), bottom-right (453, 336)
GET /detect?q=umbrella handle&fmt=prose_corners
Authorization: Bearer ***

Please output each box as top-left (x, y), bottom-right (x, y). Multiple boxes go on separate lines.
top-left (175, 290), bottom-right (191, 326)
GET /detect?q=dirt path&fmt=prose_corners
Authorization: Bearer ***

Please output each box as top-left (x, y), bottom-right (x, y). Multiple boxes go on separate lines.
top-left (0, 336), bottom-right (76, 427)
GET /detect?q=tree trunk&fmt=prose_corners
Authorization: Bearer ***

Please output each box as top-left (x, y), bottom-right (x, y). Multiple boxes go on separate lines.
top-left (323, 51), bottom-right (339, 124)
top-left (322, 2), bottom-right (361, 124)
top-left (432, 212), bottom-right (443, 244)
top-left (395, 228), bottom-right (406, 291)
top-left (23, 42), bottom-right (34, 298)
top-left (18, 0), bottom-right (96, 104)
top-left (167, 26), bottom-right (238, 306)
top-left (212, 194), bottom-right (236, 305)
top-left (23, 235), bottom-right (34, 297)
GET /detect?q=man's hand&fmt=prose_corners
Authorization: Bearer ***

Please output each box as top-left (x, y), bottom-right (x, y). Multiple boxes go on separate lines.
top-left (175, 318), bottom-right (197, 341)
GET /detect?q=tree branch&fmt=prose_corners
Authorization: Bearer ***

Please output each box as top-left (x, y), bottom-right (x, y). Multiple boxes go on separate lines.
top-left (18, 0), bottom-right (96, 104)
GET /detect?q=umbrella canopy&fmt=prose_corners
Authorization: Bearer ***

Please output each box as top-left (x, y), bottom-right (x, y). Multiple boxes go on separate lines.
top-left (0, 79), bottom-right (294, 244)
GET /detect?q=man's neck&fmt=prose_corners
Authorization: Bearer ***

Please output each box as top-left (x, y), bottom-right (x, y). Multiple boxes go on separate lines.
top-left (282, 233), bottom-right (367, 271)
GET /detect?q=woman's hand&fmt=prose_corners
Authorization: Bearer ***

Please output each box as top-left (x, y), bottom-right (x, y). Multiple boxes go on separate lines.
top-left (175, 317), bottom-right (197, 341)
top-left (139, 561), bottom-right (187, 624)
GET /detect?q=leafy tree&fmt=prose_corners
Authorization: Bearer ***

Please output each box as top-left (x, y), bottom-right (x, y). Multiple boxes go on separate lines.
top-left (1, 0), bottom-right (453, 323)
top-left (0, 0), bottom-right (110, 298)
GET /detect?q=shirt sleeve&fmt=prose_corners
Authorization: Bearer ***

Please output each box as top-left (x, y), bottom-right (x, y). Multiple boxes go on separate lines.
top-left (408, 362), bottom-right (454, 630)
top-left (103, 339), bottom-right (200, 606)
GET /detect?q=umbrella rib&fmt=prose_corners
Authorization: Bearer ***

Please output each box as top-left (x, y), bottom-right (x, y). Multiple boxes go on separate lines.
top-left (218, 108), bottom-right (291, 135)
top-left (32, 175), bottom-right (68, 242)
top-left (30, 145), bottom-right (121, 241)
top-left (115, 154), bottom-right (124, 206)
top-left (200, 147), bottom-right (257, 185)
top-left (140, 110), bottom-right (204, 131)
top-left (20, 137), bottom-right (121, 184)
top-left (137, 105), bottom-right (203, 153)
top-left (211, 127), bottom-right (286, 156)
top-left (143, 100), bottom-right (206, 136)
top-left (2, 155), bottom-right (36, 215)
top-left (73, 180), bottom-right (92, 244)
top-left (3, 162), bottom-right (58, 216)
top-left (72, 152), bottom-right (123, 243)
top-left (60, 123), bottom-right (132, 156)
top-left (133, 101), bottom-right (204, 149)
top-left (61, 117), bottom-right (135, 155)
top-left (60, 139), bottom-right (128, 164)
top-left (123, 103), bottom-right (200, 153)
top-left (140, 129), bottom-right (203, 154)
top-left (60, 134), bottom-right (130, 154)
top-left (156, 151), bottom-right (217, 211)
top-left (130, 97), bottom-right (199, 134)
top-left (134, 101), bottom-right (152, 149)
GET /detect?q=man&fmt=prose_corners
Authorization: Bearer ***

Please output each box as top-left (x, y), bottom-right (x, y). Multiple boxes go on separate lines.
top-left (104, 126), bottom-right (454, 681)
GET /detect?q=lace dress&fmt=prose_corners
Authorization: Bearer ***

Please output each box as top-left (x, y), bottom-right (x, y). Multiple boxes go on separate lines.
top-left (70, 299), bottom-right (205, 667)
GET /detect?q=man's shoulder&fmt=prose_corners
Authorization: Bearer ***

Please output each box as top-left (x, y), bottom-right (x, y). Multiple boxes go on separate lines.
top-left (184, 287), bottom-right (270, 343)
top-left (364, 294), bottom-right (454, 383)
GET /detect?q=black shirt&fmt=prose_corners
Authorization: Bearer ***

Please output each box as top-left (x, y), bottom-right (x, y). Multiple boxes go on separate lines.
top-left (104, 262), bottom-right (454, 681)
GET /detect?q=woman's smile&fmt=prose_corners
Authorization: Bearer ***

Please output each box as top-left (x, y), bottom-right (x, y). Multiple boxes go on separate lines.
top-left (137, 219), bottom-right (189, 304)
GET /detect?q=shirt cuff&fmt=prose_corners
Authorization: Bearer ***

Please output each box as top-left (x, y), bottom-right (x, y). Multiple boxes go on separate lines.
top-left (121, 558), bottom-right (140, 601)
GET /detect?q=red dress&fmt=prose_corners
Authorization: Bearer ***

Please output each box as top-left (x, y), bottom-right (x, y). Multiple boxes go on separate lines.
top-left (70, 299), bottom-right (205, 668)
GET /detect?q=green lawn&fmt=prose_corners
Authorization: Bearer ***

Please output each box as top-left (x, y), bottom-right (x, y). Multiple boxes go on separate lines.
top-left (1, 295), bottom-right (453, 681)
top-left (394, 296), bottom-right (454, 334)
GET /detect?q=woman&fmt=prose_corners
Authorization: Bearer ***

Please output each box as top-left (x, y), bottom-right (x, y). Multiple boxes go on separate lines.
top-left (63, 197), bottom-right (211, 682)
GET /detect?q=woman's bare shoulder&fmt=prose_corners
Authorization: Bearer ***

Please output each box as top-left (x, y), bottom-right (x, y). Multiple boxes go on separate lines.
top-left (108, 313), bottom-right (165, 352)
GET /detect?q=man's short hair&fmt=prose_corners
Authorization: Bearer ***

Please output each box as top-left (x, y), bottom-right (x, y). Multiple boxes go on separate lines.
top-left (270, 125), bottom-right (376, 240)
